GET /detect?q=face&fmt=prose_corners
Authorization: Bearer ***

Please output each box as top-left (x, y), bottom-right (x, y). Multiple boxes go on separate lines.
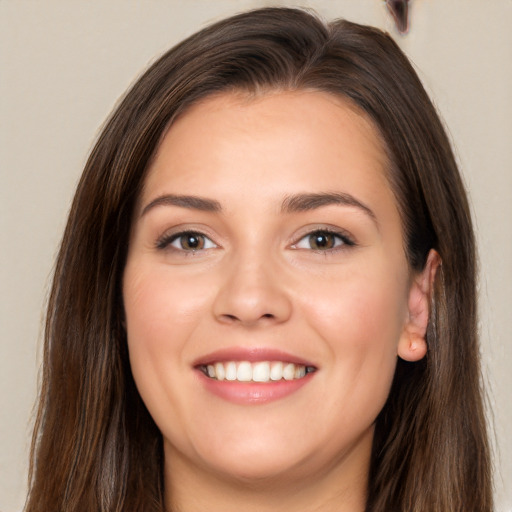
top-left (123, 91), bottom-right (426, 491)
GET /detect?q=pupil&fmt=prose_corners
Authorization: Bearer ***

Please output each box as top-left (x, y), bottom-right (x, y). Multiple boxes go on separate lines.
top-left (311, 232), bottom-right (333, 249)
top-left (183, 234), bottom-right (202, 250)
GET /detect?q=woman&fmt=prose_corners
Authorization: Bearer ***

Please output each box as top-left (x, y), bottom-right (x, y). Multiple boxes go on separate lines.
top-left (25, 7), bottom-right (493, 512)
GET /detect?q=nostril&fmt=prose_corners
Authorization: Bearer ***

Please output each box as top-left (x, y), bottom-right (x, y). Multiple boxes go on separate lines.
top-left (219, 312), bottom-right (276, 324)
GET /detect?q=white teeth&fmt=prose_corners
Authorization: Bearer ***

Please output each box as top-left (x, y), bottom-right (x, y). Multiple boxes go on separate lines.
top-left (214, 362), bottom-right (226, 381)
top-left (225, 361), bottom-right (237, 381)
top-left (252, 361), bottom-right (270, 382)
top-left (202, 361), bottom-right (312, 382)
top-left (282, 363), bottom-right (295, 381)
top-left (237, 361), bottom-right (252, 382)
top-left (270, 362), bottom-right (283, 381)
top-left (295, 365), bottom-right (306, 379)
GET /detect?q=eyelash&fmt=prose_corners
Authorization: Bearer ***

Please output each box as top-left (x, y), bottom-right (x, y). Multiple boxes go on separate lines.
top-left (156, 228), bottom-right (356, 254)
top-left (156, 231), bottom-right (216, 252)
top-left (293, 229), bottom-right (356, 252)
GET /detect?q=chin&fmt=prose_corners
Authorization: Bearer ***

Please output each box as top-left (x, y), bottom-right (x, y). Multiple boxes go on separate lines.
top-left (205, 452), bottom-right (311, 485)
top-left (164, 431), bottom-right (314, 485)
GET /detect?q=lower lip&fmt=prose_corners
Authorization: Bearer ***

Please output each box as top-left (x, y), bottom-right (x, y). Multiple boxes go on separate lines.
top-left (196, 371), bottom-right (314, 405)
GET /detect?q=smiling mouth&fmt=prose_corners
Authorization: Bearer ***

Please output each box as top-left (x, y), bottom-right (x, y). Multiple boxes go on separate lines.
top-left (198, 361), bottom-right (317, 383)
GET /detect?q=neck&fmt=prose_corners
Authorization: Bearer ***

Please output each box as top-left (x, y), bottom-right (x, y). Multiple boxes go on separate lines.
top-left (163, 432), bottom-right (371, 512)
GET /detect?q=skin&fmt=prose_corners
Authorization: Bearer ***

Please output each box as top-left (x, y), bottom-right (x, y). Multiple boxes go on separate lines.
top-left (123, 90), bottom-right (437, 512)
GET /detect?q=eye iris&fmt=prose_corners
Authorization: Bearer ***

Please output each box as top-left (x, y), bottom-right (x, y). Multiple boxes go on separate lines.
top-left (181, 234), bottom-right (204, 250)
top-left (309, 232), bottom-right (335, 250)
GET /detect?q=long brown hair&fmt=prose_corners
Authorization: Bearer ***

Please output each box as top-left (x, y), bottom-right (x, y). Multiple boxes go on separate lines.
top-left (26, 7), bottom-right (492, 511)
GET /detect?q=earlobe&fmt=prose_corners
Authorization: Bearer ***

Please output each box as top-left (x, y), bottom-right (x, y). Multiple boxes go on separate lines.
top-left (398, 249), bottom-right (441, 362)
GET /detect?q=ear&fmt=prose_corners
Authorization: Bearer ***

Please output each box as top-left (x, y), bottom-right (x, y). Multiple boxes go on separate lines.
top-left (398, 249), bottom-right (441, 362)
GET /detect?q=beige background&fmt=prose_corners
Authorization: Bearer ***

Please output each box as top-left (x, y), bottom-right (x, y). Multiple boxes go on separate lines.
top-left (1, 1), bottom-right (510, 510)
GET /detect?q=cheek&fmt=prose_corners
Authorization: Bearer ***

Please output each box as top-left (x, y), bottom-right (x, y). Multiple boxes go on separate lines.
top-left (299, 260), bottom-right (408, 402)
top-left (122, 263), bottom-right (214, 408)
top-left (303, 265), bottom-right (407, 347)
top-left (124, 264), bottom-right (212, 347)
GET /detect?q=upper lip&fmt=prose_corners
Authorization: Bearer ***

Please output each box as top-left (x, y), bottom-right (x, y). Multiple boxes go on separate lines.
top-left (192, 347), bottom-right (317, 368)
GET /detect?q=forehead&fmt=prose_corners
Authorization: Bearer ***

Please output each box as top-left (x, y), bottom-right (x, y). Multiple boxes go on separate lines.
top-left (140, 90), bottom-right (394, 215)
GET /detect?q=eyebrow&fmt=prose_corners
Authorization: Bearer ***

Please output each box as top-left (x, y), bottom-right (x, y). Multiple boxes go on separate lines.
top-left (281, 192), bottom-right (377, 222)
top-left (141, 194), bottom-right (222, 216)
top-left (141, 191), bottom-right (377, 224)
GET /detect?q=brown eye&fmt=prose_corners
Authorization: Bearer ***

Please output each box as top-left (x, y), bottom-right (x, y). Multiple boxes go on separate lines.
top-left (293, 229), bottom-right (354, 251)
top-left (308, 232), bottom-right (337, 250)
top-left (157, 231), bottom-right (217, 251)
top-left (178, 233), bottom-right (205, 250)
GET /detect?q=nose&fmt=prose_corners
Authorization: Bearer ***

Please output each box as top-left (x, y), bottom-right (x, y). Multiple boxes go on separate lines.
top-left (212, 252), bottom-right (293, 327)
